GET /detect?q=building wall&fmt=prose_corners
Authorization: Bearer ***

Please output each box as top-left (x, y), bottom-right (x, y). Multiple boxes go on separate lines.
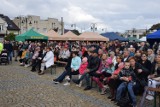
top-left (0, 18), bottom-right (7, 41)
top-left (124, 29), bottom-right (147, 39)
top-left (13, 15), bottom-right (64, 35)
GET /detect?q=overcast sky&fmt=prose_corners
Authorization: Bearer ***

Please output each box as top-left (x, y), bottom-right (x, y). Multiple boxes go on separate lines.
top-left (1, 0), bottom-right (160, 33)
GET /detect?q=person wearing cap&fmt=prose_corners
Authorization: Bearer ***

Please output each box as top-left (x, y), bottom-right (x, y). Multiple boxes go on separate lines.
top-left (39, 47), bottom-right (54, 75)
top-left (73, 48), bottom-right (101, 90)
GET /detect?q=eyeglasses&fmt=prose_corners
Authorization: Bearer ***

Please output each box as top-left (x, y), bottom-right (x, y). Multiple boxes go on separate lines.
top-left (142, 56), bottom-right (146, 57)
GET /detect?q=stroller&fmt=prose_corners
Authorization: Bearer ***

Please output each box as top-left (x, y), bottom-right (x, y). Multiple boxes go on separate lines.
top-left (0, 50), bottom-right (9, 65)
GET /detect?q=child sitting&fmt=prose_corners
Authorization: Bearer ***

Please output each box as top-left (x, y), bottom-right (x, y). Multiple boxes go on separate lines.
top-left (116, 62), bottom-right (137, 107)
top-left (77, 57), bottom-right (88, 87)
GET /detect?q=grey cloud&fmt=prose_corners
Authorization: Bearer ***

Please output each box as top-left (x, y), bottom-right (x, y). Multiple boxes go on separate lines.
top-left (0, 0), bottom-right (160, 32)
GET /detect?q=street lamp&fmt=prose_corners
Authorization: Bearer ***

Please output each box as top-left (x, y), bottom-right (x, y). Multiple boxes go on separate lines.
top-left (102, 28), bottom-right (107, 33)
top-left (91, 23), bottom-right (97, 32)
top-left (71, 24), bottom-right (76, 30)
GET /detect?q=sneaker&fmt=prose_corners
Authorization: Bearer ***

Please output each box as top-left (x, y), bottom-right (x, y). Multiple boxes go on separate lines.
top-left (84, 86), bottom-right (92, 90)
top-left (54, 81), bottom-right (60, 84)
top-left (146, 95), bottom-right (154, 100)
top-left (65, 76), bottom-right (70, 81)
top-left (78, 81), bottom-right (82, 87)
top-left (63, 82), bottom-right (70, 86)
top-left (24, 65), bottom-right (29, 67)
top-left (101, 87), bottom-right (107, 95)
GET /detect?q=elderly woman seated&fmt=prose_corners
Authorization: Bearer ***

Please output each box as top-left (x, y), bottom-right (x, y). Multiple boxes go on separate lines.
top-left (146, 54), bottom-right (160, 100)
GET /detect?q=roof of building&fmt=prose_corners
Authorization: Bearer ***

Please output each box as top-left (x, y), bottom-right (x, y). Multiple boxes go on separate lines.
top-left (0, 14), bottom-right (20, 31)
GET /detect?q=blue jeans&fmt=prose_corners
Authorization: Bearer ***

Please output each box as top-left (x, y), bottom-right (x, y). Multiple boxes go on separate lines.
top-left (116, 82), bottom-right (136, 106)
top-left (56, 71), bottom-right (68, 82)
top-left (8, 51), bottom-right (13, 62)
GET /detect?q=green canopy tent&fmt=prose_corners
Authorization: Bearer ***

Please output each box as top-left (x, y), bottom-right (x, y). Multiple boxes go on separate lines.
top-left (128, 37), bottom-right (141, 42)
top-left (15, 29), bottom-right (48, 42)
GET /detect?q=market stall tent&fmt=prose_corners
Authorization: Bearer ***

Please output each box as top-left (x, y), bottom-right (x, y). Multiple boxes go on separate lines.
top-left (128, 37), bottom-right (141, 42)
top-left (15, 29), bottom-right (48, 41)
top-left (61, 31), bottom-right (81, 40)
top-left (79, 32), bottom-right (109, 41)
top-left (44, 30), bottom-right (63, 40)
top-left (139, 37), bottom-right (146, 41)
top-left (147, 30), bottom-right (160, 46)
top-left (101, 32), bottom-right (128, 41)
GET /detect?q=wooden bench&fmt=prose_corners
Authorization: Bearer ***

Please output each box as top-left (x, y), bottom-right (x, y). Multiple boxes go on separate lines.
top-left (138, 85), bottom-right (160, 107)
top-left (50, 64), bottom-right (57, 75)
top-left (50, 61), bottom-right (67, 75)
top-left (55, 61), bottom-right (67, 67)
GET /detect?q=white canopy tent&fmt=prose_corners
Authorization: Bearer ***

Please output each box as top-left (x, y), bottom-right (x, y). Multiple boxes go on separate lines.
top-left (139, 37), bottom-right (146, 41)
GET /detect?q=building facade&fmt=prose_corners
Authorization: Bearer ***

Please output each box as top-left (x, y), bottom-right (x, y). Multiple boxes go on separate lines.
top-left (13, 15), bottom-right (64, 35)
top-left (123, 28), bottom-right (147, 39)
top-left (0, 14), bottom-right (20, 41)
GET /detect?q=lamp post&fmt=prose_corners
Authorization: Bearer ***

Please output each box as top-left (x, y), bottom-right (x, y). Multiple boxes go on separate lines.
top-left (102, 28), bottom-right (107, 33)
top-left (71, 24), bottom-right (76, 30)
top-left (91, 23), bottom-right (97, 32)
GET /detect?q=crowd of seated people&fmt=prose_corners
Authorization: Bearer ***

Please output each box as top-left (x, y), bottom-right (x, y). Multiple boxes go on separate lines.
top-left (51, 40), bottom-right (160, 107)
top-left (1, 40), bottom-right (160, 107)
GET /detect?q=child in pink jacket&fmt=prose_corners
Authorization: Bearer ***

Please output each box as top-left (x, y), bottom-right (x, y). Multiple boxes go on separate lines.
top-left (77, 57), bottom-right (88, 87)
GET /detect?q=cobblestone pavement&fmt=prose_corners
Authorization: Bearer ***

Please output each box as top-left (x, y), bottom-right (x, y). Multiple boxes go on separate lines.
top-left (0, 62), bottom-right (117, 107)
top-left (0, 62), bottom-right (156, 107)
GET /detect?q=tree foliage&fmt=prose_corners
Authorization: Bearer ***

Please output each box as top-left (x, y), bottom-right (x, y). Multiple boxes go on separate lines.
top-left (4, 33), bottom-right (16, 41)
top-left (149, 23), bottom-right (160, 31)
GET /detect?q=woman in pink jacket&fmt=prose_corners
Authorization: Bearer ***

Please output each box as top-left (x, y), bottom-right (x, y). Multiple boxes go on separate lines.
top-left (92, 54), bottom-right (113, 94)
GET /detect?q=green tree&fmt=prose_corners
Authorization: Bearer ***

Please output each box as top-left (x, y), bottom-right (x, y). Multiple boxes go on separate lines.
top-left (149, 23), bottom-right (160, 31)
top-left (4, 33), bottom-right (16, 41)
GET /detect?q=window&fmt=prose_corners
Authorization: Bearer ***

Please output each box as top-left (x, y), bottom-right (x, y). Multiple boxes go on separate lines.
top-left (43, 28), bottom-right (47, 32)
top-left (0, 25), bottom-right (3, 31)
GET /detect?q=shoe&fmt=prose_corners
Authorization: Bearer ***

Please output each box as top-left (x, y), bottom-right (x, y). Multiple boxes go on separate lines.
top-left (53, 79), bottom-right (57, 81)
top-left (111, 98), bottom-right (115, 101)
top-left (108, 96), bottom-right (112, 99)
top-left (84, 86), bottom-right (92, 90)
top-left (65, 76), bottom-right (70, 81)
top-left (116, 102), bottom-right (121, 106)
top-left (146, 95), bottom-right (154, 100)
top-left (31, 69), bottom-right (36, 72)
top-left (101, 87), bottom-right (107, 95)
top-left (54, 81), bottom-right (60, 84)
top-left (63, 82), bottom-right (70, 86)
top-left (24, 64), bottom-right (30, 67)
top-left (73, 80), bottom-right (80, 84)
top-left (78, 81), bottom-right (82, 87)
top-left (38, 72), bottom-right (44, 75)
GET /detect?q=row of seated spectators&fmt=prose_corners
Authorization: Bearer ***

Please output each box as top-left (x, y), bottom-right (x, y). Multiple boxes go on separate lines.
top-left (53, 42), bottom-right (160, 107)
top-left (3, 40), bottom-right (160, 107)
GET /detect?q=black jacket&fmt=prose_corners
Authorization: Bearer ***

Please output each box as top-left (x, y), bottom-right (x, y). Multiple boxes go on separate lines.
top-left (87, 55), bottom-right (101, 73)
top-left (138, 59), bottom-right (152, 72)
top-left (132, 62), bottom-right (150, 81)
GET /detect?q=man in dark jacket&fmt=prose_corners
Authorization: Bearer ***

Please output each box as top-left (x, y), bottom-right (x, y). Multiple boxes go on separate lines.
top-left (73, 48), bottom-right (101, 90)
top-left (4, 41), bottom-right (13, 62)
